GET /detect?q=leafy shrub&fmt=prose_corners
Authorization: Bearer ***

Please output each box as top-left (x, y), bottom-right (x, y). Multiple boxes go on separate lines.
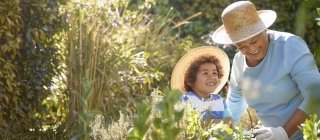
top-left (0, 0), bottom-right (66, 135)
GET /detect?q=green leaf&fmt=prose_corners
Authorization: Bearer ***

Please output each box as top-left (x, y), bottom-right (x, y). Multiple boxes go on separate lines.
top-left (72, 91), bottom-right (87, 107)
top-left (153, 118), bottom-right (162, 128)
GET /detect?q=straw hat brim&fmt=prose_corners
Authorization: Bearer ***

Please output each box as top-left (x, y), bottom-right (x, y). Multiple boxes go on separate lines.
top-left (171, 46), bottom-right (230, 94)
top-left (212, 10), bottom-right (277, 44)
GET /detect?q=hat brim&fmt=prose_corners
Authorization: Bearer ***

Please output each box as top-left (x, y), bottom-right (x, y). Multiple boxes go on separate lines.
top-left (212, 10), bottom-right (277, 44)
top-left (171, 46), bottom-right (230, 94)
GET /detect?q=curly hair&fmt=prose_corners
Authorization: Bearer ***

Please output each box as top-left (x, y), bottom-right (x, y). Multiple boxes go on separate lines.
top-left (184, 55), bottom-right (223, 92)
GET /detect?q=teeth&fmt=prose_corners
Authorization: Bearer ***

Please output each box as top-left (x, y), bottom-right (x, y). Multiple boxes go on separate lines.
top-left (207, 82), bottom-right (215, 86)
top-left (251, 49), bottom-right (259, 54)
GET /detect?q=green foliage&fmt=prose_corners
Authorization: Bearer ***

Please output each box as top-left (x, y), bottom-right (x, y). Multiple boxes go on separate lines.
top-left (138, 0), bottom-right (231, 41)
top-left (0, 0), bottom-right (67, 135)
top-left (205, 123), bottom-right (234, 140)
top-left (72, 70), bottom-right (101, 140)
top-left (144, 0), bottom-right (320, 65)
top-left (171, 0), bottom-right (231, 40)
top-left (89, 88), bottom-right (258, 140)
top-left (0, 0), bottom-right (22, 131)
top-left (151, 89), bottom-right (184, 140)
top-left (306, 85), bottom-right (320, 117)
top-left (233, 125), bottom-right (245, 140)
top-left (128, 89), bottom-right (240, 140)
top-left (317, 8), bottom-right (320, 26)
top-left (127, 89), bottom-right (179, 139)
top-left (61, 0), bottom-right (196, 126)
top-left (128, 89), bottom-right (183, 140)
top-left (301, 114), bottom-right (320, 140)
top-left (314, 8), bottom-right (320, 66)
top-left (181, 108), bottom-right (235, 140)
top-left (184, 110), bottom-right (202, 139)
top-left (300, 84), bottom-right (320, 140)
top-left (128, 101), bottom-right (152, 139)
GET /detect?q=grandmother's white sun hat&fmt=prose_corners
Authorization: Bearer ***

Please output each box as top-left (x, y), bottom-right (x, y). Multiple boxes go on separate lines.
top-left (212, 1), bottom-right (277, 44)
top-left (171, 46), bottom-right (230, 94)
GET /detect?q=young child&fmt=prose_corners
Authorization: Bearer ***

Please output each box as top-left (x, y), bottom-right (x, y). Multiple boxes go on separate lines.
top-left (171, 46), bottom-right (232, 127)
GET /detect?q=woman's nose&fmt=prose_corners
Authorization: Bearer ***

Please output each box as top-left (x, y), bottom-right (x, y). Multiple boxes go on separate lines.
top-left (247, 45), bottom-right (256, 53)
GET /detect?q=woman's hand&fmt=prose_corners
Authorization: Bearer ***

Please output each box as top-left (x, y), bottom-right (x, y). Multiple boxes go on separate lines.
top-left (253, 126), bottom-right (288, 140)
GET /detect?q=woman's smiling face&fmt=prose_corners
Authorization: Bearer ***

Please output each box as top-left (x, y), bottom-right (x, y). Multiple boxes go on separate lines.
top-left (235, 31), bottom-right (269, 66)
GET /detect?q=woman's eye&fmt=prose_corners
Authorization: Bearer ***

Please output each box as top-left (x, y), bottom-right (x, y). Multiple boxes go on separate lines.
top-left (250, 40), bottom-right (257, 44)
top-left (238, 46), bottom-right (245, 50)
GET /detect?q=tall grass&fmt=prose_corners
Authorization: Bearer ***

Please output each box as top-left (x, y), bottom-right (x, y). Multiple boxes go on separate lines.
top-left (60, 0), bottom-right (197, 135)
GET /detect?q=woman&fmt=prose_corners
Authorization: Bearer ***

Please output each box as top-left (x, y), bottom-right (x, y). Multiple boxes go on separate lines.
top-left (211, 1), bottom-right (320, 140)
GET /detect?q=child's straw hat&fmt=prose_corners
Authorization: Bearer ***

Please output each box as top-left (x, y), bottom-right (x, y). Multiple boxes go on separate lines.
top-left (212, 1), bottom-right (277, 44)
top-left (171, 46), bottom-right (230, 94)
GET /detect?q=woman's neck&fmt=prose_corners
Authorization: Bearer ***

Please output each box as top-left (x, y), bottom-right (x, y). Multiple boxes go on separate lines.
top-left (246, 58), bottom-right (262, 67)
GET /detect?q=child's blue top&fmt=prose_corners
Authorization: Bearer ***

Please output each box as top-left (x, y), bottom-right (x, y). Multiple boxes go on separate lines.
top-left (182, 91), bottom-right (231, 119)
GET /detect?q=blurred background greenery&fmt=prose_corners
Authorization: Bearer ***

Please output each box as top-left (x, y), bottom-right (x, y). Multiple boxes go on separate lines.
top-left (0, 0), bottom-right (319, 139)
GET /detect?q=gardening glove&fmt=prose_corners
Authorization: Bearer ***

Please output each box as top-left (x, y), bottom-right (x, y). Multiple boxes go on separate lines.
top-left (253, 126), bottom-right (289, 140)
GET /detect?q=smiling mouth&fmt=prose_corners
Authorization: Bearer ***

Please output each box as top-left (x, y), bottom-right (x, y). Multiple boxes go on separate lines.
top-left (207, 82), bottom-right (217, 86)
top-left (249, 48), bottom-right (259, 55)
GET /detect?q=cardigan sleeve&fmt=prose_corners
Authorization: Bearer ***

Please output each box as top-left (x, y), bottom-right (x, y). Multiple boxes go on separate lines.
top-left (286, 36), bottom-right (320, 114)
top-left (226, 55), bottom-right (248, 123)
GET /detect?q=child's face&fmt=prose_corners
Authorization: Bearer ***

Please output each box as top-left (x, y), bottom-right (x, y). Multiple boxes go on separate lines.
top-left (192, 63), bottom-right (220, 99)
